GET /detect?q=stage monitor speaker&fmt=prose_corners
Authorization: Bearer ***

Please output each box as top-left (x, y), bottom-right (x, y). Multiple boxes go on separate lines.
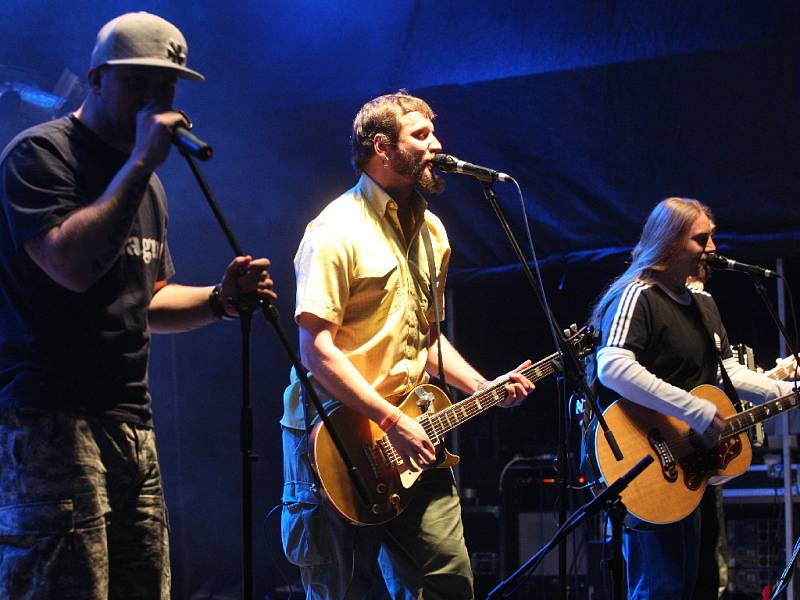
top-left (462, 505), bottom-right (503, 598)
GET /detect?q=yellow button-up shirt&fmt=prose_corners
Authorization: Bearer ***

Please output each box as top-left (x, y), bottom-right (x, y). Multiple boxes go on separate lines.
top-left (281, 174), bottom-right (450, 430)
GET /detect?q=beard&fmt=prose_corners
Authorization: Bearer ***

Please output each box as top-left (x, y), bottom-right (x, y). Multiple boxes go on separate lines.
top-left (693, 260), bottom-right (712, 285)
top-left (392, 147), bottom-right (446, 194)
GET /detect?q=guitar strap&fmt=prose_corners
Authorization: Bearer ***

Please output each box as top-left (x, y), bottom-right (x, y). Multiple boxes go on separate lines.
top-left (690, 294), bottom-right (743, 413)
top-left (420, 222), bottom-right (450, 396)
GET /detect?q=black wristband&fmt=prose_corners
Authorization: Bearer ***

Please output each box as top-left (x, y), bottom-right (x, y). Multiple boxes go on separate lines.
top-left (209, 284), bottom-right (237, 321)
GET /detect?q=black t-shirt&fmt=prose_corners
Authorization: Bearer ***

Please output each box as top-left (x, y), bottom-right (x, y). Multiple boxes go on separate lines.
top-left (0, 115), bottom-right (174, 426)
top-left (596, 282), bottom-right (732, 408)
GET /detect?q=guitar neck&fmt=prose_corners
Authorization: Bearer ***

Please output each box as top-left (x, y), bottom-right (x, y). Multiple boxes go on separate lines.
top-left (424, 351), bottom-right (561, 438)
top-left (723, 390), bottom-right (800, 438)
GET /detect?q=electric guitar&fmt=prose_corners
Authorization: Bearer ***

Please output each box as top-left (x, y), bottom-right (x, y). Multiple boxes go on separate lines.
top-left (592, 384), bottom-right (799, 526)
top-left (310, 326), bottom-right (596, 525)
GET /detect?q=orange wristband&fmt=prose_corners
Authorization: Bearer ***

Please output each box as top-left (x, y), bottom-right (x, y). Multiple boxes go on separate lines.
top-left (379, 407), bottom-right (402, 432)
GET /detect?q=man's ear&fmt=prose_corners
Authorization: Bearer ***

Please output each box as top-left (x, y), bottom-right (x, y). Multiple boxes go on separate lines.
top-left (87, 67), bottom-right (103, 95)
top-left (373, 133), bottom-right (391, 161)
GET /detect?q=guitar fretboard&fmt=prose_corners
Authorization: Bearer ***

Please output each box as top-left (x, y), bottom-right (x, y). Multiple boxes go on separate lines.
top-left (723, 390), bottom-right (800, 438)
top-left (420, 351), bottom-right (562, 441)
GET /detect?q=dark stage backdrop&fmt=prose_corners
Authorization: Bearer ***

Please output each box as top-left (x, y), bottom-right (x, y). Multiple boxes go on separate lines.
top-left (1, 1), bottom-right (799, 597)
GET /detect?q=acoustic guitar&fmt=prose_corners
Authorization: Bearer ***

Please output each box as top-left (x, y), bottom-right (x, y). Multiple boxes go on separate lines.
top-left (592, 384), bottom-right (799, 526)
top-left (310, 326), bottom-right (595, 525)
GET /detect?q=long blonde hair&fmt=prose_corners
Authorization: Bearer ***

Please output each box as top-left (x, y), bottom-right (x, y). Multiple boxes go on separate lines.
top-left (590, 197), bottom-right (713, 327)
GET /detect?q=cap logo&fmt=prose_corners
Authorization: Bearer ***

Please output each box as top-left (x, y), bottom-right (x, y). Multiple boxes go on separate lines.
top-left (166, 40), bottom-right (187, 66)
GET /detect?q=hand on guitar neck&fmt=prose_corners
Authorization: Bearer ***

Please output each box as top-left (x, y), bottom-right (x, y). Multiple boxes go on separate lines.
top-left (493, 359), bottom-right (535, 408)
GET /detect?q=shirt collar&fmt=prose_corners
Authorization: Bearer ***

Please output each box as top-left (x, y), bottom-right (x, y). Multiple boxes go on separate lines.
top-left (655, 281), bottom-right (692, 305)
top-left (357, 172), bottom-right (428, 218)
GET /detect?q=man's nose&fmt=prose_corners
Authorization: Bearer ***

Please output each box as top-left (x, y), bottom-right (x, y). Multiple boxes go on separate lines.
top-left (706, 237), bottom-right (717, 253)
top-left (429, 134), bottom-right (442, 153)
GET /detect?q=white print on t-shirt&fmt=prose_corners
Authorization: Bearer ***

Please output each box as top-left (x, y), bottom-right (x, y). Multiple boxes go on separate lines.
top-left (125, 236), bottom-right (163, 264)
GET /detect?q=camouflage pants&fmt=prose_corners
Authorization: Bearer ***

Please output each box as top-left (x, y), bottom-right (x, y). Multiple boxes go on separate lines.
top-left (0, 409), bottom-right (170, 600)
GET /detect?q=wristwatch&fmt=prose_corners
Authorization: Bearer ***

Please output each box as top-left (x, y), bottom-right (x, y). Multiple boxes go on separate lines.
top-left (209, 284), bottom-right (237, 320)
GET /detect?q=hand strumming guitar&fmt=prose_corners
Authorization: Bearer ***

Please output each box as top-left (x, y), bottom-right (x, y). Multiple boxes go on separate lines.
top-left (386, 414), bottom-right (436, 472)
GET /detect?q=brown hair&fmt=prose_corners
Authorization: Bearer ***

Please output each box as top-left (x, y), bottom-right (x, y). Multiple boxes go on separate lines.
top-left (351, 91), bottom-right (434, 171)
top-left (589, 197), bottom-right (713, 326)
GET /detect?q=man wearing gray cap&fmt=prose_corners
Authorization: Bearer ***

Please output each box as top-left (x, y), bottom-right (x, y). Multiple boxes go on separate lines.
top-left (0, 12), bottom-right (275, 599)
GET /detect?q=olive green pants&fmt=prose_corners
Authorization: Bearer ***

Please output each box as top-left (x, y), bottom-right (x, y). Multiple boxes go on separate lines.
top-left (281, 426), bottom-right (474, 599)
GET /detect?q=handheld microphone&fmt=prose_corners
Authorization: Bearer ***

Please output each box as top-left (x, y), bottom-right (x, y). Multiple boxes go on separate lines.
top-left (706, 253), bottom-right (779, 278)
top-left (173, 126), bottom-right (213, 161)
top-left (431, 153), bottom-right (511, 183)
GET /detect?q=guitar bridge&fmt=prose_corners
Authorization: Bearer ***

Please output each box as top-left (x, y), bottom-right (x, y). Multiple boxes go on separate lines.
top-left (375, 437), bottom-right (402, 467)
top-left (647, 428), bottom-right (678, 482)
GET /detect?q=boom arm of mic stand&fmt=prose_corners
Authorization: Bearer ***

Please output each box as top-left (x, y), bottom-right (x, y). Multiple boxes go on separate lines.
top-left (479, 182), bottom-right (623, 461)
top-left (182, 155), bottom-right (374, 506)
top-left (749, 276), bottom-right (800, 385)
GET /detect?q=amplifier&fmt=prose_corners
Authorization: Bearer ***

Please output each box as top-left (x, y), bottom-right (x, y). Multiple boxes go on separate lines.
top-left (462, 505), bottom-right (503, 597)
top-left (722, 463), bottom-right (799, 504)
top-left (726, 513), bottom-right (788, 596)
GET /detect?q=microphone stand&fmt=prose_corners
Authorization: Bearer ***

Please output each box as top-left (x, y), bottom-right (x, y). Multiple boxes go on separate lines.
top-left (181, 153), bottom-right (373, 600)
top-left (485, 455), bottom-right (654, 599)
top-left (480, 180), bottom-right (622, 599)
top-left (747, 276), bottom-right (799, 375)
top-left (771, 535), bottom-right (800, 600)
top-left (746, 273), bottom-right (800, 600)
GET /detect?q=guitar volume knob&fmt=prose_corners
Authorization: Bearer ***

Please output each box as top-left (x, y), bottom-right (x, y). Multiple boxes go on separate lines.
top-left (376, 483), bottom-right (387, 494)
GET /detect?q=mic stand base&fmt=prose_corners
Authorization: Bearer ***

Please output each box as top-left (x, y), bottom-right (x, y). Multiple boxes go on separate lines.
top-left (605, 499), bottom-right (627, 600)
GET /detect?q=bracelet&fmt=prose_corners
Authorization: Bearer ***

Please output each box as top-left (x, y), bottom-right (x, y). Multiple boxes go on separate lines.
top-left (209, 284), bottom-right (237, 321)
top-left (379, 407), bottom-right (403, 433)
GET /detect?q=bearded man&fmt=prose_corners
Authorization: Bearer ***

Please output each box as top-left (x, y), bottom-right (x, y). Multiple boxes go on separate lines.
top-left (280, 91), bottom-right (534, 599)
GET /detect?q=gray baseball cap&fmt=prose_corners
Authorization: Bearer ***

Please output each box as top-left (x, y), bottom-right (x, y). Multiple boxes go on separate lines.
top-left (90, 12), bottom-right (204, 81)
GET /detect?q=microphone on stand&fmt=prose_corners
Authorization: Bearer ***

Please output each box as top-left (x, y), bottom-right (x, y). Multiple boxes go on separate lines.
top-left (431, 153), bottom-right (511, 183)
top-left (706, 253), bottom-right (779, 278)
top-left (173, 126), bottom-right (213, 160)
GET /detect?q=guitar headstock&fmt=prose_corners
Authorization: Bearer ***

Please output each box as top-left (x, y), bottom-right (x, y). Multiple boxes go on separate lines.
top-left (767, 354), bottom-right (799, 381)
top-left (562, 323), bottom-right (600, 360)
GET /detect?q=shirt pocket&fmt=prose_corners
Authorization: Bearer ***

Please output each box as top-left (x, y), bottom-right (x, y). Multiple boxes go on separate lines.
top-left (350, 251), bottom-right (402, 317)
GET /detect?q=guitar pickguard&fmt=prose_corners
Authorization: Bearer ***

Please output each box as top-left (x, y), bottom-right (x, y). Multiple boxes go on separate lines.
top-left (717, 436), bottom-right (743, 468)
top-left (678, 446), bottom-right (719, 491)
